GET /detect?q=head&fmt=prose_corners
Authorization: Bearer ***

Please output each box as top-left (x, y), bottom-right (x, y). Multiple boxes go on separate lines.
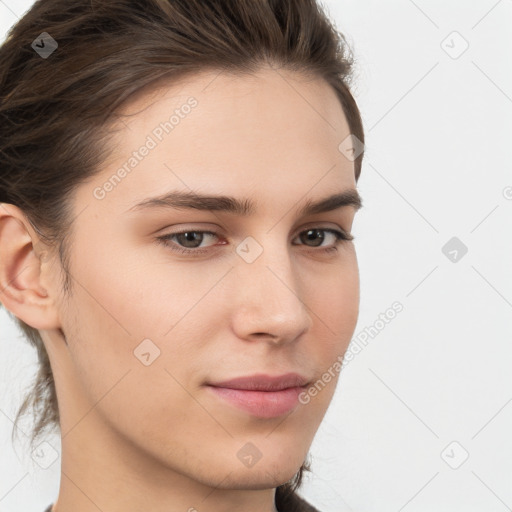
top-left (0, 0), bottom-right (364, 507)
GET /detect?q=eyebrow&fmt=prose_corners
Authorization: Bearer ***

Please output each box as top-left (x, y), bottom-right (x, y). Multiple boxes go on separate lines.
top-left (126, 188), bottom-right (363, 216)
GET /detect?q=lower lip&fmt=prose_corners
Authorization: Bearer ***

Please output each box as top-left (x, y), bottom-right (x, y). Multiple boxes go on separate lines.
top-left (206, 385), bottom-right (306, 418)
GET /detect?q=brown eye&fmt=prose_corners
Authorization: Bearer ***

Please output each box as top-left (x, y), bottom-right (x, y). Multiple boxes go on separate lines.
top-left (298, 228), bottom-right (326, 247)
top-left (293, 228), bottom-right (353, 249)
top-left (173, 231), bottom-right (208, 249)
top-left (156, 230), bottom-right (220, 254)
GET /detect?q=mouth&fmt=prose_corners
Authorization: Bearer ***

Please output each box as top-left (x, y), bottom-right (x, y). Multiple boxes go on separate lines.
top-left (205, 385), bottom-right (308, 418)
top-left (205, 373), bottom-right (311, 418)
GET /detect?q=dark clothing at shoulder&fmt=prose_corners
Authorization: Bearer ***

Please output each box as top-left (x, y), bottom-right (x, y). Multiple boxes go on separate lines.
top-left (278, 491), bottom-right (321, 512)
top-left (292, 494), bottom-right (321, 511)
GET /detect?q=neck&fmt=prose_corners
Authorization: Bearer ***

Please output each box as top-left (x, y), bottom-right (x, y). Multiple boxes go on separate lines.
top-left (51, 413), bottom-right (280, 512)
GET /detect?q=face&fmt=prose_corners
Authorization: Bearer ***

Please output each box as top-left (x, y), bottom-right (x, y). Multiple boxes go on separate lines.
top-left (42, 66), bottom-right (361, 492)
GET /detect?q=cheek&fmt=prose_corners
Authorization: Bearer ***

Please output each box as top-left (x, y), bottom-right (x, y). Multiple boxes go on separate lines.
top-left (70, 235), bottom-right (222, 338)
top-left (62, 243), bottom-right (225, 414)
top-left (288, 252), bottom-right (359, 409)
top-left (63, 275), bottom-right (209, 450)
top-left (305, 249), bottom-right (360, 340)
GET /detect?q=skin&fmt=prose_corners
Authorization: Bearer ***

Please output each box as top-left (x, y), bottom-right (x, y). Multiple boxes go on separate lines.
top-left (0, 65), bottom-right (361, 512)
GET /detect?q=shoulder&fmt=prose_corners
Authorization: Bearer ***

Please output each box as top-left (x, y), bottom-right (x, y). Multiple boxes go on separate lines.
top-left (292, 493), bottom-right (322, 512)
top-left (277, 491), bottom-right (322, 512)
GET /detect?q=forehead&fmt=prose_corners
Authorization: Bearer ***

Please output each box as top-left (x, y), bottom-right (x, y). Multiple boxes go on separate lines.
top-left (113, 66), bottom-right (351, 145)
top-left (79, 66), bottom-right (356, 216)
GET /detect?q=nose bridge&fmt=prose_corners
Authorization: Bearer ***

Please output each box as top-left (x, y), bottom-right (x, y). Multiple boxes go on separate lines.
top-left (230, 233), bottom-right (312, 339)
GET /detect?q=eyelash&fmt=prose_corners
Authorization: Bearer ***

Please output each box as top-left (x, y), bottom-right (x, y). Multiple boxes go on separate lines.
top-left (155, 227), bottom-right (354, 256)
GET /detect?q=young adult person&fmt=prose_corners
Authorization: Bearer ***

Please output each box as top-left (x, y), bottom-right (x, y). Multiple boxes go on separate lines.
top-left (0, 1), bottom-right (365, 510)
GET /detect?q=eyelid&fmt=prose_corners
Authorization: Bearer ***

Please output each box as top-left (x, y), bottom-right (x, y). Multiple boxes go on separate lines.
top-left (156, 220), bottom-right (348, 237)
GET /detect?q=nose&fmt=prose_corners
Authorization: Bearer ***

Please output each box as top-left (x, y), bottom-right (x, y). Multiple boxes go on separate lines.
top-left (229, 243), bottom-right (313, 345)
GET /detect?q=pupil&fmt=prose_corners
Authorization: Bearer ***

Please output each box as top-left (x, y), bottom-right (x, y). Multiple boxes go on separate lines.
top-left (180, 232), bottom-right (202, 248)
top-left (304, 229), bottom-right (323, 247)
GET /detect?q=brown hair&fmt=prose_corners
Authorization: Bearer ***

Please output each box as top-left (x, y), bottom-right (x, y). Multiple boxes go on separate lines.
top-left (0, 0), bottom-right (364, 508)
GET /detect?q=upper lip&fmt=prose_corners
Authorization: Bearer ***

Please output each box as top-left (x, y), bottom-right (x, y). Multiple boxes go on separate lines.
top-left (207, 372), bottom-right (311, 391)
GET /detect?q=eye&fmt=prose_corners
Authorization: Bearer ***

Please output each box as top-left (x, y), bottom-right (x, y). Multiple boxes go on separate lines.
top-left (292, 228), bottom-right (353, 253)
top-left (155, 227), bottom-right (354, 256)
top-left (156, 230), bottom-right (220, 254)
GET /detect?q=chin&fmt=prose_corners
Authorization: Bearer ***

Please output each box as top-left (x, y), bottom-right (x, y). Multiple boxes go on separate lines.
top-left (212, 463), bottom-right (301, 490)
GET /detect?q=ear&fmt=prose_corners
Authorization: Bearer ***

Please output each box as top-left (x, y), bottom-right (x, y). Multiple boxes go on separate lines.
top-left (0, 202), bottom-right (61, 330)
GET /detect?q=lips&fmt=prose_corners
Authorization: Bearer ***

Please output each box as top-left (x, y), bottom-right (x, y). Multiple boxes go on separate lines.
top-left (206, 372), bottom-right (311, 392)
top-left (205, 373), bottom-right (311, 418)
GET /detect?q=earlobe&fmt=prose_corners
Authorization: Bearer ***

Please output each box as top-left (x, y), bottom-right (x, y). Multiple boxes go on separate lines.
top-left (0, 203), bottom-right (61, 331)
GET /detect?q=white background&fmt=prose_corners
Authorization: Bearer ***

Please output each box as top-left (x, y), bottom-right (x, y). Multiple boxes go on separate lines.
top-left (1, 1), bottom-right (511, 511)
